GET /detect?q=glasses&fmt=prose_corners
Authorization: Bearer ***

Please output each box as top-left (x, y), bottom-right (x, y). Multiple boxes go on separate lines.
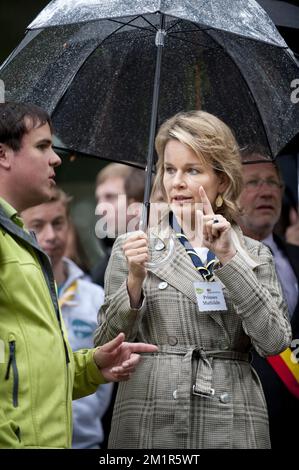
top-left (244, 178), bottom-right (283, 191)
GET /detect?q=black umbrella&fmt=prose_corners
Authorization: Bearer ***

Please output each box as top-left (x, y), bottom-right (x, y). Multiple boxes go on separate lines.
top-left (1, 0), bottom-right (299, 227)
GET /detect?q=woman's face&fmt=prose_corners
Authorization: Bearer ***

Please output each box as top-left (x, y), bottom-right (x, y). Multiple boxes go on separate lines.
top-left (163, 139), bottom-right (226, 212)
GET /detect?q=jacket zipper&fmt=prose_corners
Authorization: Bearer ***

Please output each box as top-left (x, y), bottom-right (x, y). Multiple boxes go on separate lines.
top-left (5, 340), bottom-right (19, 407)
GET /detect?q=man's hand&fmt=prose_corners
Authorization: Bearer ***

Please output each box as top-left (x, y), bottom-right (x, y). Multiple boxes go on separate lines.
top-left (286, 207), bottom-right (299, 246)
top-left (93, 332), bottom-right (158, 382)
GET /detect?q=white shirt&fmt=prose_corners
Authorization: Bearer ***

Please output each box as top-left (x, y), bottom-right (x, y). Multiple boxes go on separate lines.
top-left (194, 247), bottom-right (209, 264)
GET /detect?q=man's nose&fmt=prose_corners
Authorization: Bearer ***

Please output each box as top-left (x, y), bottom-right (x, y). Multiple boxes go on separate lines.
top-left (43, 223), bottom-right (56, 240)
top-left (258, 181), bottom-right (274, 195)
top-left (51, 149), bottom-right (62, 167)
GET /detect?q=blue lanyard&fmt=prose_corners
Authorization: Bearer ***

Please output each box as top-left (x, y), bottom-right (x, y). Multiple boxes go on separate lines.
top-left (170, 212), bottom-right (217, 281)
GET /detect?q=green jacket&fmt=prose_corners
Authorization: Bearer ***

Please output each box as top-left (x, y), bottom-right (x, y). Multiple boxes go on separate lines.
top-left (0, 200), bottom-right (105, 448)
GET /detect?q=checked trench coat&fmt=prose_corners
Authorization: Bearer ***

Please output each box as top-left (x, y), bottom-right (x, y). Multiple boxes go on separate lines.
top-left (94, 225), bottom-right (291, 449)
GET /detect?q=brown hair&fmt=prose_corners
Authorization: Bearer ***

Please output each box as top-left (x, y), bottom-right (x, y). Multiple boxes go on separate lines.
top-left (49, 187), bottom-right (73, 217)
top-left (124, 168), bottom-right (145, 203)
top-left (0, 101), bottom-right (52, 151)
top-left (154, 110), bottom-right (243, 222)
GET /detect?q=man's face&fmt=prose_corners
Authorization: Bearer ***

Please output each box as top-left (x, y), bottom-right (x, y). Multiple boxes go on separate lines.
top-left (95, 177), bottom-right (127, 237)
top-left (22, 200), bottom-right (69, 266)
top-left (9, 122), bottom-right (61, 211)
top-left (238, 162), bottom-right (283, 239)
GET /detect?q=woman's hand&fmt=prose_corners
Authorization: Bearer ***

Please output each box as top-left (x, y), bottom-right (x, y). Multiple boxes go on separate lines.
top-left (123, 231), bottom-right (149, 307)
top-left (199, 186), bottom-right (236, 265)
top-left (123, 231), bottom-right (149, 282)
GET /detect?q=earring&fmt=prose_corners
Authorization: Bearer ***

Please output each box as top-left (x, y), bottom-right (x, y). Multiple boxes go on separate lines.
top-left (215, 194), bottom-right (223, 208)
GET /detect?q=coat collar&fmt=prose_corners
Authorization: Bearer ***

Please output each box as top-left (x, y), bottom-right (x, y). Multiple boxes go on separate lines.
top-left (148, 228), bottom-right (199, 304)
top-left (0, 204), bottom-right (41, 253)
top-left (147, 228), bottom-right (230, 330)
top-left (146, 216), bottom-right (262, 330)
top-left (0, 203), bottom-right (61, 320)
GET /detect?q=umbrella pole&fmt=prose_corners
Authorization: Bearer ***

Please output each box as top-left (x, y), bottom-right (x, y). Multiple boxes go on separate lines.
top-left (139, 13), bottom-right (166, 233)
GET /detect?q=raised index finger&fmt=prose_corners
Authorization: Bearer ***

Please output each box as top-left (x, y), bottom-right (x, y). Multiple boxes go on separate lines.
top-left (128, 342), bottom-right (158, 354)
top-left (199, 185), bottom-right (214, 216)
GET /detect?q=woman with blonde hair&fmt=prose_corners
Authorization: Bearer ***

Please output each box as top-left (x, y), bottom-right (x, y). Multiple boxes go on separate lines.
top-left (94, 110), bottom-right (291, 449)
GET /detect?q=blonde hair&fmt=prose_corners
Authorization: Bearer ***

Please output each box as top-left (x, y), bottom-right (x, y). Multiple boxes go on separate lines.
top-left (96, 163), bottom-right (132, 187)
top-left (154, 110), bottom-right (242, 222)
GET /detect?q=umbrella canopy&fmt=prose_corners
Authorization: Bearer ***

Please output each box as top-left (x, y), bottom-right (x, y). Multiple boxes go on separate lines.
top-left (27, 0), bottom-right (286, 45)
top-left (1, 0), bottom-right (298, 167)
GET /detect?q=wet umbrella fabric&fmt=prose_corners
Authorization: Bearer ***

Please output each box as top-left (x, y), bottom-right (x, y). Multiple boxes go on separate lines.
top-left (25, 0), bottom-right (288, 46)
top-left (1, 1), bottom-right (298, 194)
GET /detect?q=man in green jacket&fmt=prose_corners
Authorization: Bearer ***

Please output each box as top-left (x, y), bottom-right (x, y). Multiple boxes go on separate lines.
top-left (0, 102), bottom-right (157, 448)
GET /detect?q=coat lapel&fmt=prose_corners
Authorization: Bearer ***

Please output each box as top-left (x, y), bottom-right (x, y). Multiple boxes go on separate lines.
top-left (147, 224), bottom-right (228, 331)
top-left (148, 234), bottom-right (198, 305)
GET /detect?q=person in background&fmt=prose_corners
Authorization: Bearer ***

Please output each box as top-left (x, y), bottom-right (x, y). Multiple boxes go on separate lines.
top-left (64, 220), bottom-right (92, 279)
top-left (285, 206), bottom-right (299, 246)
top-left (94, 111), bottom-right (291, 449)
top-left (21, 188), bottom-right (113, 449)
top-left (93, 164), bottom-right (146, 285)
top-left (124, 166), bottom-right (146, 231)
top-left (274, 152), bottom-right (299, 246)
top-left (92, 163), bottom-right (132, 286)
top-left (124, 167), bottom-right (145, 205)
top-left (0, 101), bottom-right (158, 448)
top-left (237, 145), bottom-right (299, 448)
top-left (97, 165), bottom-right (145, 447)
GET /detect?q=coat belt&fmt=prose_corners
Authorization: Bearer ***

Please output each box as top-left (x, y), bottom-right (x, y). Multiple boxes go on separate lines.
top-left (158, 346), bottom-right (250, 435)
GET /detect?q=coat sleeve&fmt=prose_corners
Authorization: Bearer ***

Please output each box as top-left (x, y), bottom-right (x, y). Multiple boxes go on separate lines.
top-left (94, 236), bottom-right (147, 346)
top-left (72, 348), bottom-right (106, 400)
top-left (215, 243), bottom-right (292, 357)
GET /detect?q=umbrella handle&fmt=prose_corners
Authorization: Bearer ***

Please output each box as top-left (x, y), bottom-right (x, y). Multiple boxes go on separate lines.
top-left (139, 202), bottom-right (150, 233)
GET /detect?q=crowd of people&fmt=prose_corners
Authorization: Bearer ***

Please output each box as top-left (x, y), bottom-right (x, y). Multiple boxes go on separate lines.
top-left (0, 101), bottom-right (298, 449)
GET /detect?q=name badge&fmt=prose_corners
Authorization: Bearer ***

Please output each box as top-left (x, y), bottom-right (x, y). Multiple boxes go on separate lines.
top-left (194, 281), bottom-right (227, 312)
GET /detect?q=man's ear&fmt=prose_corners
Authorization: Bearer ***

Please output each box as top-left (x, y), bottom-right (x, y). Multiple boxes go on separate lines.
top-left (0, 143), bottom-right (12, 169)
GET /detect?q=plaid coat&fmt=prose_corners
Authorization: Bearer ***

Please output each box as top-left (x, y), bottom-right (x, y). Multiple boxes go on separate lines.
top-left (94, 226), bottom-right (291, 449)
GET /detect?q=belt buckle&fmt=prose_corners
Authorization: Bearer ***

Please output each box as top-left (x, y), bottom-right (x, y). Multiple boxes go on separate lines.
top-left (192, 385), bottom-right (215, 399)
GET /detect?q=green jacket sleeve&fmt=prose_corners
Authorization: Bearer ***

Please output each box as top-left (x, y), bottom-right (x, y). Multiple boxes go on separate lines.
top-left (0, 408), bottom-right (23, 448)
top-left (72, 348), bottom-right (107, 400)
